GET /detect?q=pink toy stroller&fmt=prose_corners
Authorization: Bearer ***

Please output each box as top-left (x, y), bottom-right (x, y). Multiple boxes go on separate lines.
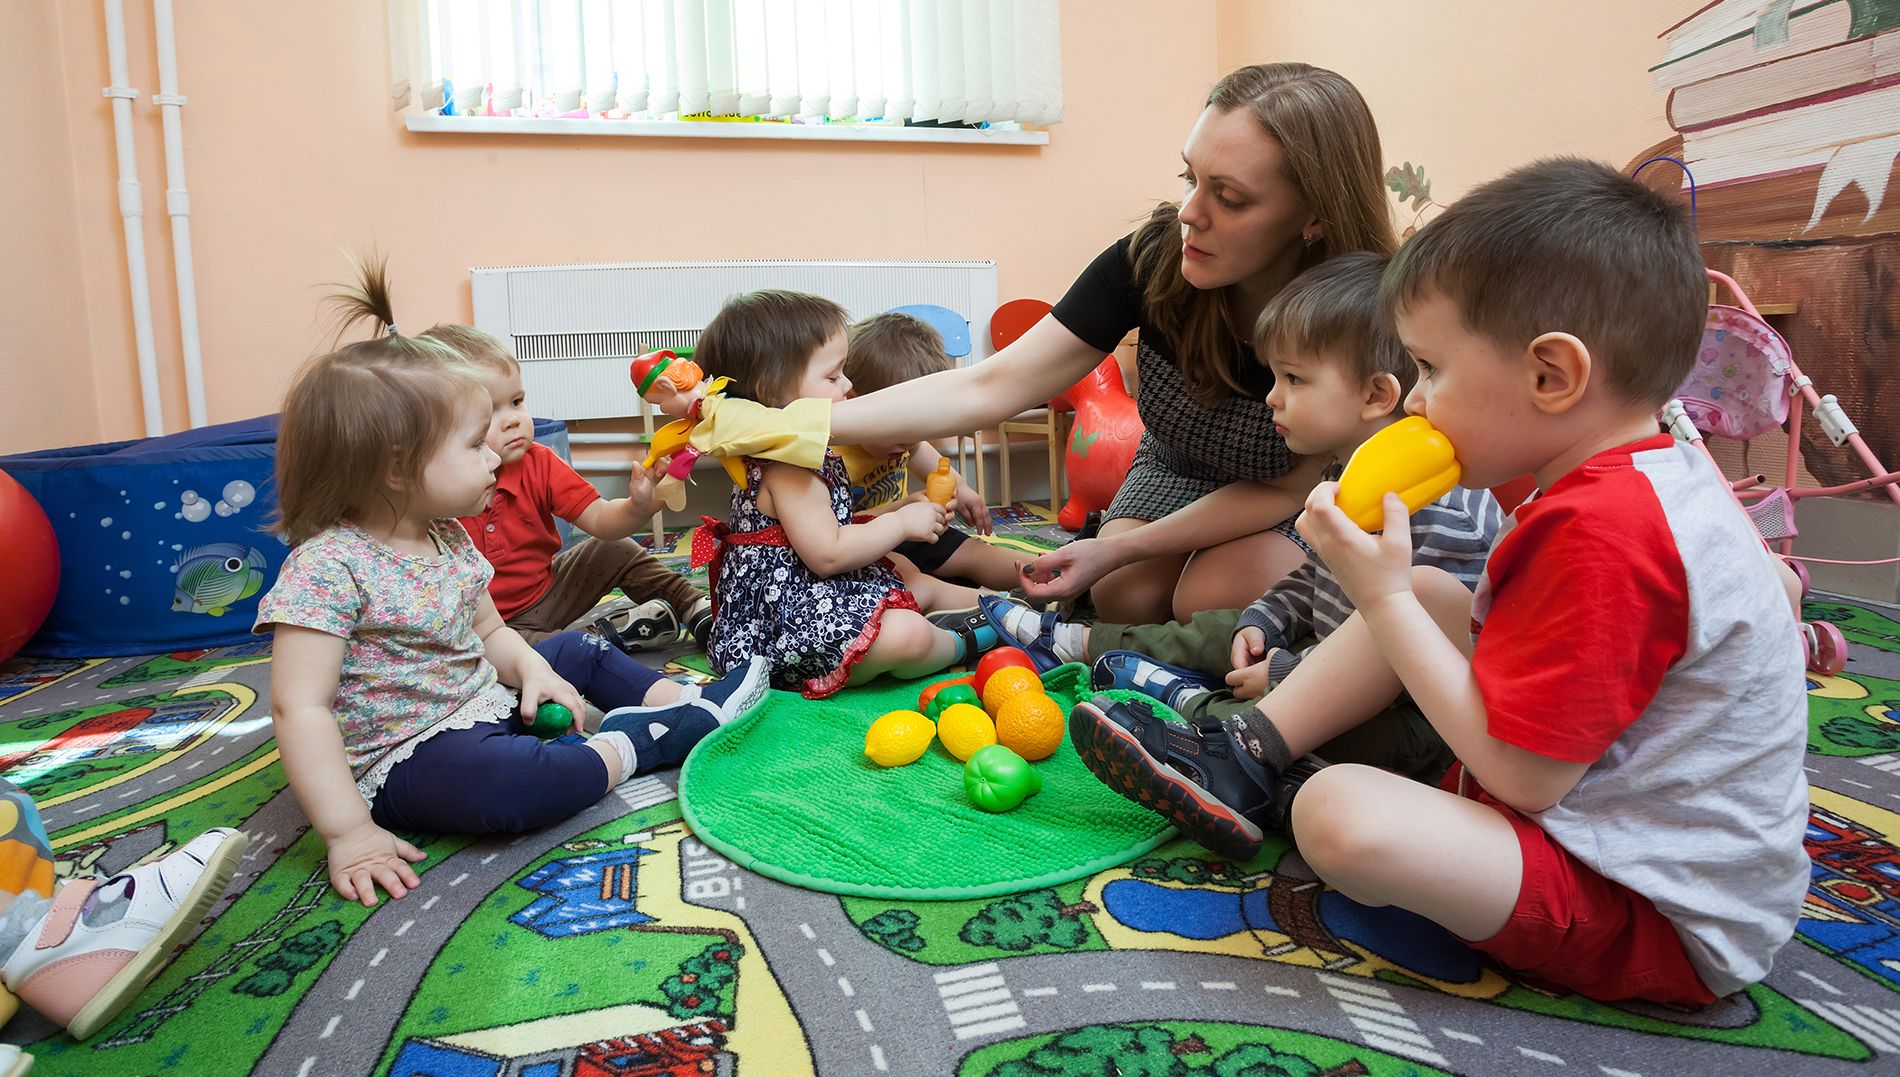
top-left (1661, 269), bottom-right (1900, 675)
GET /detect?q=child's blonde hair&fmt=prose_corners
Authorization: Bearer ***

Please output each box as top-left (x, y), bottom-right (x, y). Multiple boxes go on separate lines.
top-left (694, 289), bottom-right (849, 406)
top-left (419, 322), bottom-right (519, 376)
top-left (844, 312), bottom-right (951, 396)
top-left (273, 255), bottom-right (485, 545)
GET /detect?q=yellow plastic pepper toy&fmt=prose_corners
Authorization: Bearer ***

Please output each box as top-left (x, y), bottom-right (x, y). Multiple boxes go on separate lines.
top-left (1334, 416), bottom-right (1462, 532)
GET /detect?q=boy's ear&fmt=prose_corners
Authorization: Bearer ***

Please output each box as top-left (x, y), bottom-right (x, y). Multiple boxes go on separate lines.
top-left (1360, 371), bottom-right (1403, 421)
top-left (1525, 332), bottom-right (1591, 415)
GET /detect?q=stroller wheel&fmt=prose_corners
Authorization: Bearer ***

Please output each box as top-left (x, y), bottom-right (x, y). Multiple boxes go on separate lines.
top-left (1806, 621), bottom-right (1848, 676)
top-left (1784, 558), bottom-right (1811, 601)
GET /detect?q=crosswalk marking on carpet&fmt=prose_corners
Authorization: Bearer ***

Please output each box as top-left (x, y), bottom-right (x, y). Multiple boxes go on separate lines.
top-left (1318, 973), bottom-right (1448, 1067)
top-left (614, 776), bottom-right (674, 811)
top-left (1802, 998), bottom-right (1900, 1052)
top-left (1859, 753), bottom-right (1900, 775)
top-left (936, 964), bottom-right (1024, 1040)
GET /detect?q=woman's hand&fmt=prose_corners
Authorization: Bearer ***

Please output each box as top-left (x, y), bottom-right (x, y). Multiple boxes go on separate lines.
top-left (950, 478), bottom-right (994, 535)
top-left (326, 822), bottom-right (426, 907)
top-left (1020, 537), bottom-right (1125, 601)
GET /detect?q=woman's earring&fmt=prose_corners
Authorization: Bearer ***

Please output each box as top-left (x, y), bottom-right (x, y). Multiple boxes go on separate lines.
top-left (1301, 229), bottom-right (1320, 249)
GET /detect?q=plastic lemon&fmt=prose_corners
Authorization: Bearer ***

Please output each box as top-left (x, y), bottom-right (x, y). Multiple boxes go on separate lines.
top-left (981, 666), bottom-right (1046, 716)
top-left (936, 702), bottom-right (998, 762)
top-left (995, 692), bottom-right (1065, 761)
top-left (864, 709), bottom-right (935, 767)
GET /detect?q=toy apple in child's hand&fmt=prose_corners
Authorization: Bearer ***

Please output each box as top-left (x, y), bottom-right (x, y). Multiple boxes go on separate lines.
top-left (1333, 416), bottom-right (1461, 532)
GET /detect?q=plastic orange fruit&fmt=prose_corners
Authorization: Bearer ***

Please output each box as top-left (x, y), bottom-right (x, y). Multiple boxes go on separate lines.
top-left (974, 646), bottom-right (1037, 696)
top-left (936, 703), bottom-right (998, 761)
top-left (864, 710), bottom-right (935, 767)
top-left (981, 665), bottom-right (1045, 715)
top-left (994, 692), bottom-right (1064, 761)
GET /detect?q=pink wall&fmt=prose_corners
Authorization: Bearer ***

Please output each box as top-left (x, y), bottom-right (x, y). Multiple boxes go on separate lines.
top-left (3, 0), bottom-right (1218, 455)
top-left (1215, 0), bottom-right (1675, 210)
top-left (2, 0), bottom-right (100, 456)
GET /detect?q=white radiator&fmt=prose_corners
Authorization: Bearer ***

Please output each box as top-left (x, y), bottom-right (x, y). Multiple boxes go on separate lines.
top-left (469, 259), bottom-right (999, 421)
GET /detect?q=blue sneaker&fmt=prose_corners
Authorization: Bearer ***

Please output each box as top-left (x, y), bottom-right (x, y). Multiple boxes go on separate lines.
top-left (599, 699), bottom-right (721, 773)
top-left (1090, 650), bottom-right (1223, 711)
top-left (686, 654), bottom-right (770, 724)
top-left (1068, 695), bottom-right (1317, 859)
top-left (978, 594), bottom-right (1070, 671)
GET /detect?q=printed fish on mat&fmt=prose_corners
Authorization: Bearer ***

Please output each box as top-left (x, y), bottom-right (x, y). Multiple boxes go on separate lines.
top-left (171, 543), bottom-right (267, 616)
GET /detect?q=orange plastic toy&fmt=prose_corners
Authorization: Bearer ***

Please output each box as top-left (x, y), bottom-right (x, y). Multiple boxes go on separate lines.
top-left (926, 458), bottom-right (957, 506)
top-left (973, 647), bottom-right (1036, 697)
top-left (995, 693), bottom-right (1064, 761)
top-left (981, 666), bottom-right (1044, 715)
top-left (1334, 416), bottom-right (1462, 532)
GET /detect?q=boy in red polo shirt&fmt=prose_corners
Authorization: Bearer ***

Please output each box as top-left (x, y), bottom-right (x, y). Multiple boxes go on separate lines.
top-left (423, 325), bottom-right (711, 652)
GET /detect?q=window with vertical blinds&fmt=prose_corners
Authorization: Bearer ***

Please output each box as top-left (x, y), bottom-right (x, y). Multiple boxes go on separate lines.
top-left (388, 0), bottom-right (1063, 132)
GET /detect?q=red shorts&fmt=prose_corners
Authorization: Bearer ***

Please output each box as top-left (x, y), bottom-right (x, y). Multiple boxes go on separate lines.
top-left (1443, 763), bottom-right (1717, 1007)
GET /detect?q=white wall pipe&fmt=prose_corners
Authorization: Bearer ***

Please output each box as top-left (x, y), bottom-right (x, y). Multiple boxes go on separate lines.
top-left (103, 0), bottom-right (165, 437)
top-left (152, 0), bottom-right (206, 428)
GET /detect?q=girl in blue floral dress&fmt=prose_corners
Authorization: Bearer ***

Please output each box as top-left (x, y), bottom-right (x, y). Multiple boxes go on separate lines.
top-left (694, 290), bottom-right (998, 697)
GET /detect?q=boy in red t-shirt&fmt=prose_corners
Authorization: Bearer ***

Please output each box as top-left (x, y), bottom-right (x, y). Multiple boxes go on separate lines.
top-left (424, 325), bottom-right (711, 652)
top-left (1070, 159), bottom-right (1809, 1007)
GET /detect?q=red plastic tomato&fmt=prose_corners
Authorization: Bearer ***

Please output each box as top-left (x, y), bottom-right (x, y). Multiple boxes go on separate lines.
top-left (974, 647), bottom-right (1037, 696)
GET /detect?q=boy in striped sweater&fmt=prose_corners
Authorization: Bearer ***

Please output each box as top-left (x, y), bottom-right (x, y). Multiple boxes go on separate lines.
top-left (984, 251), bottom-right (1500, 802)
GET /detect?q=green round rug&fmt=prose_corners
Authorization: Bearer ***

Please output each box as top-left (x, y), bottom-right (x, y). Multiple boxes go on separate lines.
top-left (677, 663), bottom-right (1179, 899)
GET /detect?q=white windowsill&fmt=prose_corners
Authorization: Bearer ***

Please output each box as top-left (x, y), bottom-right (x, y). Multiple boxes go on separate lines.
top-left (405, 113), bottom-right (1049, 145)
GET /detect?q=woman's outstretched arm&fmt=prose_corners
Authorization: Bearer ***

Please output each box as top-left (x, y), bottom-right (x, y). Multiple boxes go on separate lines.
top-left (830, 315), bottom-right (1106, 445)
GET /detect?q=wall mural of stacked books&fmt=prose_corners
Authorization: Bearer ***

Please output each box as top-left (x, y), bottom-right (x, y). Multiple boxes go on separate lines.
top-left (1632, 0), bottom-right (1900, 488)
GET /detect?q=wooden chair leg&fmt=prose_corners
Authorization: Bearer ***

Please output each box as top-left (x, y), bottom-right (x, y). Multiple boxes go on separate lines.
top-left (1046, 416), bottom-right (1062, 515)
top-left (999, 428), bottom-right (1013, 510)
top-left (973, 430), bottom-right (988, 504)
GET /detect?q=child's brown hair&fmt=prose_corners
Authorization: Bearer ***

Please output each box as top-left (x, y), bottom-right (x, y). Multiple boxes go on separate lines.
top-left (693, 289), bottom-right (850, 406)
top-left (273, 255), bottom-right (484, 544)
top-left (1381, 156), bottom-right (1705, 406)
top-left (419, 322), bottom-right (518, 376)
top-left (844, 312), bottom-right (951, 396)
top-left (1254, 251), bottom-right (1413, 396)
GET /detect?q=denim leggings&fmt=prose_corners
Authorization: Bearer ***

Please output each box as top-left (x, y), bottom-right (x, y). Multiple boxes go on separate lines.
top-left (369, 631), bottom-right (664, 834)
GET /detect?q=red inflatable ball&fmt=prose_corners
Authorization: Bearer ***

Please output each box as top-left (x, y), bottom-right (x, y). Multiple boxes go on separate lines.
top-left (0, 470), bottom-right (59, 662)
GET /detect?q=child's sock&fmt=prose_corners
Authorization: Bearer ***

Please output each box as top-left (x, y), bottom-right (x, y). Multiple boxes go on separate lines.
top-left (1224, 707), bottom-right (1295, 776)
top-left (923, 608), bottom-right (1000, 663)
top-left (0, 892), bottom-right (53, 965)
top-left (995, 601), bottom-right (1085, 664)
top-left (592, 730), bottom-right (638, 785)
top-left (598, 699), bottom-right (721, 775)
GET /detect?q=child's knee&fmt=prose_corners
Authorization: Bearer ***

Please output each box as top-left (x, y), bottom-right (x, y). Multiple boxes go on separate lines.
top-left (878, 610), bottom-right (940, 657)
top-left (1291, 763), bottom-right (1394, 873)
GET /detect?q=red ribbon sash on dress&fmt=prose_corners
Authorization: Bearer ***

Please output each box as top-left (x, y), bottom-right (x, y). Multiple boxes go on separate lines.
top-left (690, 516), bottom-right (790, 615)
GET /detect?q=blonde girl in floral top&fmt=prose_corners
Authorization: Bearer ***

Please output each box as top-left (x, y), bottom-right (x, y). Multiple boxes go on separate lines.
top-left (256, 258), bottom-right (760, 909)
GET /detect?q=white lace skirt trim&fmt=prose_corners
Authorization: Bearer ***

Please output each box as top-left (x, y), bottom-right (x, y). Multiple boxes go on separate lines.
top-left (353, 681), bottom-right (518, 805)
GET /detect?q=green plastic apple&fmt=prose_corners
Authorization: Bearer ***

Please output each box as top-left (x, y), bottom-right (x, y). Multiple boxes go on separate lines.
top-left (963, 744), bottom-right (1044, 812)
